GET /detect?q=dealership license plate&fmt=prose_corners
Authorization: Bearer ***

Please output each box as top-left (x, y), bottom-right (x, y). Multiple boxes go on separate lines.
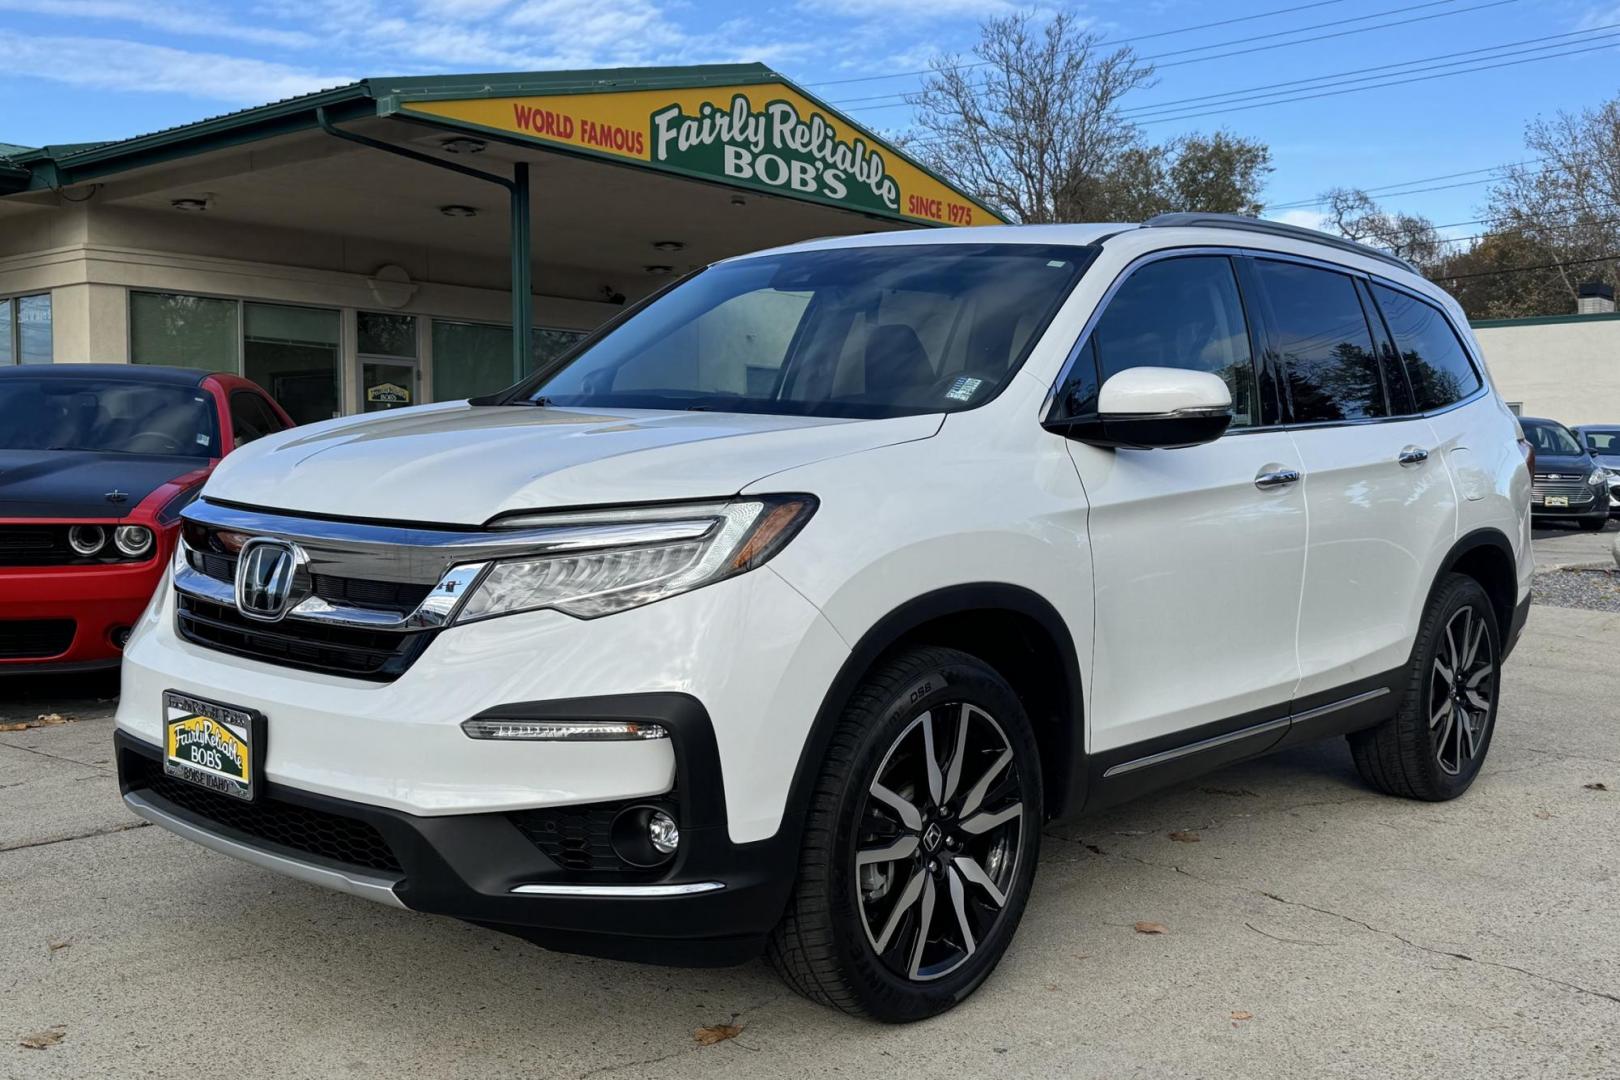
top-left (1545, 496), bottom-right (1570, 507)
top-left (163, 691), bottom-right (265, 802)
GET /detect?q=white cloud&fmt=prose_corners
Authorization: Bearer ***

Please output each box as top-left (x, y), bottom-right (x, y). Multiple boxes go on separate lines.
top-left (1268, 208), bottom-right (1329, 231)
top-left (0, 0), bottom-right (319, 49)
top-left (1576, 4), bottom-right (1620, 30)
top-left (799, 0), bottom-right (1012, 19)
top-left (0, 31), bottom-right (353, 102)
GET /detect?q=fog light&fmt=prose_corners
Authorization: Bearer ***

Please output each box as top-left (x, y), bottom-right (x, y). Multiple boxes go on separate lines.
top-left (110, 626), bottom-right (132, 649)
top-left (68, 525), bottom-right (106, 556)
top-left (609, 804), bottom-right (679, 867)
top-left (648, 810), bottom-right (679, 855)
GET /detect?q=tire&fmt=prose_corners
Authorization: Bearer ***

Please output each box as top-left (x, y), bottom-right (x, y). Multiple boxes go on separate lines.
top-left (767, 646), bottom-right (1043, 1022)
top-left (1578, 516), bottom-right (1607, 532)
top-left (1348, 573), bottom-right (1501, 801)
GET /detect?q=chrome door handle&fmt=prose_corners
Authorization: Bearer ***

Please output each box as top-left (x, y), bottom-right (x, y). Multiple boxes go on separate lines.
top-left (1398, 446), bottom-right (1430, 467)
top-left (1254, 466), bottom-right (1302, 490)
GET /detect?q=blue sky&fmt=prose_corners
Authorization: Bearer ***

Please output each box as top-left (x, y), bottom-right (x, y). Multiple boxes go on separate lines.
top-left (1, 0), bottom-right (1616, 235)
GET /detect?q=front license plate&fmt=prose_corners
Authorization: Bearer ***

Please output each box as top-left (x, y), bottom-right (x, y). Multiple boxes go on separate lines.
top-left (163, 691), bottom-right (265, 802)
top-left (1545, 495), bottom-right (1570, 507)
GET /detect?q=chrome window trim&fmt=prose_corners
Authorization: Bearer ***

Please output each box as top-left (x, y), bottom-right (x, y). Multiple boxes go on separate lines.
top-left (1044, 240), bottom-right (1494, 436)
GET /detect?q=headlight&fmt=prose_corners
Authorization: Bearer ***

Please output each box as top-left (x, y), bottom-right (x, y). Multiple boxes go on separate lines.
top-left (454, 495), bottom-right (817, 622)
top-left (114, 525), bottom-right (155, 558)
top-left (1589, 469), bottom-right (1607, 485)
top-left (68, 525), bottom-right (106, 556)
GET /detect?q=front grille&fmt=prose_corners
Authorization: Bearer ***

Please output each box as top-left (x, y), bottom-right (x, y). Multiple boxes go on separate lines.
top-left (125, 752), bottom-right (403, 875)
top-left (175, 593), bottom-right (434, 681)
top-left (1532, 474), bottom-right (1597, 504)
top-left (0, 525), bottom-right (141, 567)
top-left (189, 550), bottom-right (431, 615)
top-left (510, 798), bottom-right (675, 879)
top-left (0, 618), bottom-right (76, 659)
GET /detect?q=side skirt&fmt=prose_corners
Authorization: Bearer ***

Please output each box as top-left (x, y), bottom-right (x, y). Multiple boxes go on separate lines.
top-left (1079, 669), bottom-right (1402, 814)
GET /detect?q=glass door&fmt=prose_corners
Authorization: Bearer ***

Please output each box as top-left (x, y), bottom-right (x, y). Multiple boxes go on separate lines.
top-left (357, 312), bottom-right (419, 413)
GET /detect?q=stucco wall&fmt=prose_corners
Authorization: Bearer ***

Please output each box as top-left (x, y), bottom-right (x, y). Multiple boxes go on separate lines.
top-left (1471, 315), bottom-right (1620, 426)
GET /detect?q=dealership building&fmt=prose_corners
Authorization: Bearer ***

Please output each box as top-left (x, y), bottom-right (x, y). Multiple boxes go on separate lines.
top-left (0, 64), bottom-right (1000, 421)
top-left (1469, 285), bottom-right (1620, 428)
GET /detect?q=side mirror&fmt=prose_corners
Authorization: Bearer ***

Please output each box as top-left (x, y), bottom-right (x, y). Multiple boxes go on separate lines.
top-left (1048, 366), bottom-right (1234, 449)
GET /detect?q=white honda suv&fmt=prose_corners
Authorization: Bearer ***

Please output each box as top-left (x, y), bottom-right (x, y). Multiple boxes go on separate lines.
top-left (116, 214), bottom-right (1532, 1021)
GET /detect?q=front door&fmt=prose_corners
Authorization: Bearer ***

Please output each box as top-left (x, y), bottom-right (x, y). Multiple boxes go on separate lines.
top-left (1061, 253), bottom-right (1307, 754)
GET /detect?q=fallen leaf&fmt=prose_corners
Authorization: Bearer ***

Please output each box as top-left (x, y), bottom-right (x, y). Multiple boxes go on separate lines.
top-left (1230, 1010), bottom-right (1254, 1021)
top-left (0, 722), bottom-right (30, 732)
top-left (0, 713), bottom-right (77, 733)
top-left (694, 1023), bottom-right (743, 1046)
top-left (1585, 782), bottom-right (1610, 792)
top-left (46, 938), bottom-right (70, 953)
top-left (1534, 808), bottom-right (1553, 820)
top-left (19, 1026), bottom-right (66, 1051)
top-left (36, 713), bottom-right (72, 726)
top-left (1134, 921), bottom-right (1169, 935)
top-left (1168, 830), bottom-right (1201, 843)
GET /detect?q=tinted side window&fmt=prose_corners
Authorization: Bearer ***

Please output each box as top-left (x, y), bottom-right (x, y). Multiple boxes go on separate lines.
top-left (1068, 256), bottom-right (1257, 427)
top-left (1253, 260), bottom-right (1385, 423)
top-left (1371, 284), bottom-right (1482, 411)
top-left (230, 391), bottom-right (286, 448)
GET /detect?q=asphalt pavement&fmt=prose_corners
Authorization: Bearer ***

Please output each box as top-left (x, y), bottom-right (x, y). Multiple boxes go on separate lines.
top-left (3, 581), bottom-right (1618, 1078)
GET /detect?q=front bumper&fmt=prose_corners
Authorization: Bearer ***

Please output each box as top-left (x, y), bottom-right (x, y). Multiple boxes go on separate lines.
top-left (116, 714), bottom-right (800, 965)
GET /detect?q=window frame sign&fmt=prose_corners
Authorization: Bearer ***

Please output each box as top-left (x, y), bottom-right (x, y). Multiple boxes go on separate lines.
top-left (397, 79), bottom-right (1004, 229)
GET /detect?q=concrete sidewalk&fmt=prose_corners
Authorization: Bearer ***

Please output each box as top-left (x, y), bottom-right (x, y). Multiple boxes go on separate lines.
top-left (3, 606), bottom-right (1618, 1079)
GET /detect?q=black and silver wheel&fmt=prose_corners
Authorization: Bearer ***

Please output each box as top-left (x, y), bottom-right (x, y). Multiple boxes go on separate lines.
top-left (768, 646), bottom-right (1042, 1021)
top-left (1350, 573), bottom-right (1501, 800)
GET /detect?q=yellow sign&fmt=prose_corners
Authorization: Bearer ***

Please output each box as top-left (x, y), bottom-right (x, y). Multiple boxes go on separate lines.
top-left (166, 715), bottom-right (250, 783)
top-left (403, 84), bottom-right (1004, 228)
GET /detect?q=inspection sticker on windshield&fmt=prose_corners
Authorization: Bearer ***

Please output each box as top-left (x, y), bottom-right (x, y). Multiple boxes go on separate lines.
top-left (162, 691), bottom-right (265, 802)
top-left (945, 376), bottom-right (983, 403)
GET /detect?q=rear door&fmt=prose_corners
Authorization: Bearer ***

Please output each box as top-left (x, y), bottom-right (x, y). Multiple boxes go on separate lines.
top-left (1057, 252), bottom-right (1307, 755)
top-left (1246, 257), bottom-right (1458, 704)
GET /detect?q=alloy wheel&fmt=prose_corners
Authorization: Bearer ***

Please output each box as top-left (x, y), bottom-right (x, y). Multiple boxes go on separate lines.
top-left (854, 703), bottom-right (1026, 982)
top-left (1430, 604), bottom-right (1495, 776)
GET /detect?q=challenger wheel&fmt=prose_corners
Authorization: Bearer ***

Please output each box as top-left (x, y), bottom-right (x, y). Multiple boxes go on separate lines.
top-left (767, 647), bottom-right (1042, 1021)
top-left (1349, 573), bottom-right (1501, 801)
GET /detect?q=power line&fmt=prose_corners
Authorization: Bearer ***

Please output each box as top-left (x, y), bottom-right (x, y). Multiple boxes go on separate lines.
top-left (804, 0), bottom-right (1360, 89)
top-left (1266, 159), bottom-right (1547, 210)
top-left (1432, 252), bottom-right (1620, 281)
top-left (1134, 36), bottom-right (1620, 126)
top-left (1122, 24), bottom-right (1620, 119)
top-left (835, 0), bottom-right (1525, 112)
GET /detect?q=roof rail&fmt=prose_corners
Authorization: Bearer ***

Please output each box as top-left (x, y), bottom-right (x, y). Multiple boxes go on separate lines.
top-left (1140, 212), bottom-right (1420, 275)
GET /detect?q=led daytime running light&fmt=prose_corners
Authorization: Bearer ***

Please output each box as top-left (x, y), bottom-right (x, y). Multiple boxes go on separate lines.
top-left (461, 719), bottom-right (670, 741)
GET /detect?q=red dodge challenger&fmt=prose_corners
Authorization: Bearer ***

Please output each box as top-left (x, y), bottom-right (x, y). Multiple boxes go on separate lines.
top-left (1, 364), bottom-right (293, 674)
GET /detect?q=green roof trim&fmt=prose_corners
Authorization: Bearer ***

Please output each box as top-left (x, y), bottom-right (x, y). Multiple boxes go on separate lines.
top-left (1471, 311), bottom-right (1620, 328)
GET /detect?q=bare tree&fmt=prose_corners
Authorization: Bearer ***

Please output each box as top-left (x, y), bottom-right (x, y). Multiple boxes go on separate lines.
top-left (1486, 97), bottom-right (1620, 305)
top-left (905, 11), bottom-right (1155, 223)
top-left (1320, 187), bottom-right (1445, 271)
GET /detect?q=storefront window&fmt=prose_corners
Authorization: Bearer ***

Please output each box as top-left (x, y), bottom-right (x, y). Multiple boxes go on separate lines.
top-left (1, 294), bottom-right (53, 364)
top-left (431, 320), bottom-right (585, 402)
top-left (130, 292), bottom-right (238, 371)
top-left (359, 312), bottom-right (418, 413)
top-left (244, 302), bottom-right (341, 424)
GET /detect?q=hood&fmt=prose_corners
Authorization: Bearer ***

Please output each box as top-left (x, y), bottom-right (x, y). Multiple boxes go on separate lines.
top-left (1533, 451), bottom-right (1599, 477)
top-left (205, 403), bottom-right (943, 524)
top-left (0, 450), bottom-right (208, 519)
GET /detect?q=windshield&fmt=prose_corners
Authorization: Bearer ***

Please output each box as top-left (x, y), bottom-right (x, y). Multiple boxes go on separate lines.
top-left (1581, 427), bottom-right (1620, 459)
top-left (521, 244), bottom-right (1093, 419)
top-left (0, 377), bottom-right (219, 458)
top-left (1521, 419), bottom-right (1584, 456)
